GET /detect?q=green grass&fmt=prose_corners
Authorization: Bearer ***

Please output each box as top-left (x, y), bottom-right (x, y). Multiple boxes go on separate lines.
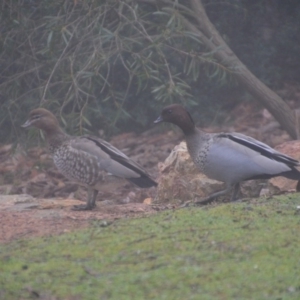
top-left (1, 195), bottom-right (300, 299)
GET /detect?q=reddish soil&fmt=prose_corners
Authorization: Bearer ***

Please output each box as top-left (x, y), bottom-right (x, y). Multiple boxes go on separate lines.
top-left (0, 202), bottom-right (160, 243)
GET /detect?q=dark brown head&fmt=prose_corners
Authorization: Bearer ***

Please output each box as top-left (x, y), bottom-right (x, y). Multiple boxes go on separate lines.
top-left (21, 108), bottom-right (62, 135)
top-left (154, 104), bottom-right (195, 135)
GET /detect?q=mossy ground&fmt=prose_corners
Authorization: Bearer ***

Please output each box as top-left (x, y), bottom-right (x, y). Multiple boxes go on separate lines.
top-left (1, 195), bottom-right (300, 300)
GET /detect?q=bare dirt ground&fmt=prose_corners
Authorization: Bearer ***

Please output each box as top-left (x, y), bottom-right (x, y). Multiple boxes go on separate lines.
top-left (1, 92), bottom-right (299, 243)
top-left (0, 128), bottom-right (180, 243)
top-left (0, 200), bottom-right (159, 243)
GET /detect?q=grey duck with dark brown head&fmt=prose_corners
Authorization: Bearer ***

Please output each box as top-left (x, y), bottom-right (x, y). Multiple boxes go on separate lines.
top-left (22, 108), bottom-right (157, 210)
top-left (155, 104), bottom-right (300, 204)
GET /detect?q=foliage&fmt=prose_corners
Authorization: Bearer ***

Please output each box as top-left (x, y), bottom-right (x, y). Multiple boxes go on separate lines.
top-left (1, 0), bottom-right (300, 143)
top-left (0, 0), bottom-right (203, 142)
top-left (204, 0), bottom-right (300, 85)
top-left (1, 195), bottom-right (300, 299)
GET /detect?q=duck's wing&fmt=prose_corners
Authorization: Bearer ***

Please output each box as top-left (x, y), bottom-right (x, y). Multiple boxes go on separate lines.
top-left (77, 136), bottom-right (157, 188)
top-left (219, 133), bottom-right (300, 167)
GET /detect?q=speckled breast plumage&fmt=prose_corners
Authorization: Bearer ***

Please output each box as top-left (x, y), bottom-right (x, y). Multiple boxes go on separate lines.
top-left (51, 143), bottom-right (104, 186)
top-left (186, 132), bottom-right (212, 174)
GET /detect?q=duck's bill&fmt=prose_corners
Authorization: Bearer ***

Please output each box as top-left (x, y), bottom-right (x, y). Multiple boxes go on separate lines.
top-left (21, 119), bottom-right (33, 128)
top-left (154, 115), bottom-right (163, 124)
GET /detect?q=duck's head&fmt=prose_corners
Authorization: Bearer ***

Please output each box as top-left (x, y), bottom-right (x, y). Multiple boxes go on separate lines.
top-left (154, 104), bottom-right (195, 135)
top-left (22, 108), bottom-right (60, 133)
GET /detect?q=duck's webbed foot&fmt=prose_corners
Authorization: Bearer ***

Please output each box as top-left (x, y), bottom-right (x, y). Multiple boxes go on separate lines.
top-left (72, 203), bottom-right (96, 211)
top-left (72, 188), bottom-right (98, 211)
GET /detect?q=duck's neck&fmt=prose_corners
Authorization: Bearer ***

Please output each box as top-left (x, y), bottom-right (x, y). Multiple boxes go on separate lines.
top-left (45, 127), bottom-right (70, 150)
top-left (175, 111), bottom-right (197, 136)
top-left (180, 122), bottom-right (196, 136)
top-left (183, 127), bottom-right (196, 136)
top-left (185, 128), bottom-right (209, 162)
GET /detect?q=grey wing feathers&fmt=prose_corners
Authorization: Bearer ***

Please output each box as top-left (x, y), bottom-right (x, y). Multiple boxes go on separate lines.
top-left (221, 133), bottom-right (300, 167)
top-left (79, 136), bottom-right (157, 187)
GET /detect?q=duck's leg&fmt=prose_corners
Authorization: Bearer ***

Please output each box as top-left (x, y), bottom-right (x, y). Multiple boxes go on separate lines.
top-left (182, 182), bottom-right (242, 207)
top-left (73, 188), bottom-right (98, 211)
top-left (230, 183), bottom-right (240, 201)
top-left (193, 184), bottom-right (233, 205)
top-left (193, 183), bottom-right (242, 206)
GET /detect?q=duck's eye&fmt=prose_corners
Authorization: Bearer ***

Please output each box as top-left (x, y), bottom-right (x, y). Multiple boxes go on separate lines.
top-left (166, 109), bottom-right (172, 115)
top-left (32, 114), bottom-right (41, 120)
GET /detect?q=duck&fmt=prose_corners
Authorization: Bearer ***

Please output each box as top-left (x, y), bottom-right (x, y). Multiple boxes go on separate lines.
top-left (154, 104), bottom-right (300, 204)
top-left (22, 108), bottom-right (157, 210)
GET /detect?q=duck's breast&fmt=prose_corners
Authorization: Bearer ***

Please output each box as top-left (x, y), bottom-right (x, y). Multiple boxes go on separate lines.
top-left (52, 143), bottom-right (106, 186)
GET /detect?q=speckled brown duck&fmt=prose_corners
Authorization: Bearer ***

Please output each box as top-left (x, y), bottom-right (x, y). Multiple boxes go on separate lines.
top-left (22, 108), bottom-right (157, 210)
top-left (154, 104), bottom-right (300, 204)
